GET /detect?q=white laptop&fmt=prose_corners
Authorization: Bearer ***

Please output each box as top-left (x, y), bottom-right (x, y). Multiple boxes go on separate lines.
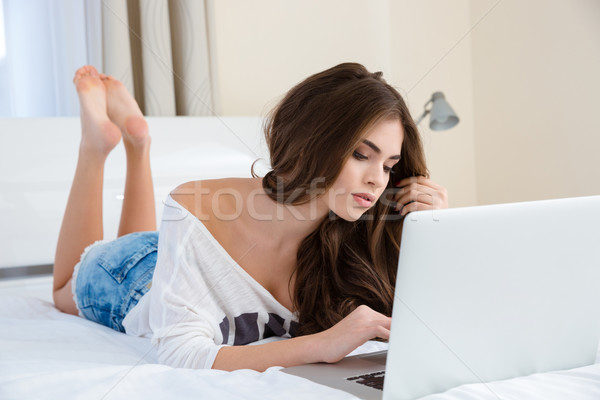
top-left (282, 195), bottom-right (600, 399)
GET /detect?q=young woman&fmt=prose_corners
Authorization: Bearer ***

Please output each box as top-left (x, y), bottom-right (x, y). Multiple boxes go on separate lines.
top-left (52, 63), bottom-right (448, 372)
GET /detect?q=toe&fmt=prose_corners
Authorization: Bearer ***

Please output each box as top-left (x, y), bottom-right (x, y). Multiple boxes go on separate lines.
top-left (75, 65), bottom-right (91, 76)
top-left (74, 65), bottom-right (100, 79)
top-left (86, 65), bottom-right (100, 77)
top-left (73, 66), bottom-right (91, 83)
top-left (73, 69), bottom-right (84, 83)
top-left (104, 77), bottom-right (123, 90)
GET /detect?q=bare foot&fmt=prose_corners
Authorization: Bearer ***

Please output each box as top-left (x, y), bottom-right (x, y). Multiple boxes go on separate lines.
top-left (101, 76), bottom-right (150, 149)
top-left (73, 66), bottom-right (121, 156)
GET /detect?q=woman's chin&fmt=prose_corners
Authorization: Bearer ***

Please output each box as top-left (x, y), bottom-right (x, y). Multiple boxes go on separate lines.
top-left (332, 209), bottom-right (364, 222)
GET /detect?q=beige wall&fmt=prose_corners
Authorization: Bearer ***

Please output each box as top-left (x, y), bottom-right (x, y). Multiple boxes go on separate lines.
top-left (388, 0), bottom-right (477, 208)
top-left (210, 0), bottom-right (478, 207)
top-left (470, 0), bottom-right (600, 205)
top-left (210, 0), bottom-right (392, 116)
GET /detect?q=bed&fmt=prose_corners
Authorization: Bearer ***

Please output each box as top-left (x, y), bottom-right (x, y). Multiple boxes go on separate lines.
top-left (1, 117), bottom-right (600, 399)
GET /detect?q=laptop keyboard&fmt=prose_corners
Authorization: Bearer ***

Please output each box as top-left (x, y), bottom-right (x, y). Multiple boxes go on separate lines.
top-left (346, 370), bottom-right (385, 390)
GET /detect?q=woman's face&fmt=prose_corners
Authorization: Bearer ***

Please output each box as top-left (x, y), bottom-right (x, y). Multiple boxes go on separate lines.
top-left (325, 118), bottom-right (404, 221)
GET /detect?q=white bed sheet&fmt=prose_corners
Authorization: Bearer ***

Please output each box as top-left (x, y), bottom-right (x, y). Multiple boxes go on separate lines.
top-left (1, 294), bottom-right (600, 400)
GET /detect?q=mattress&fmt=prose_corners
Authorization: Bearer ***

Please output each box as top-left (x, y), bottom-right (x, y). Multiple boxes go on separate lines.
top-left (1, 294), bottom-right (600, 399)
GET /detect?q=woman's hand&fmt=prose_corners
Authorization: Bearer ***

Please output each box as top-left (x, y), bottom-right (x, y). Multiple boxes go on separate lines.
top-left (392, 176), bottom-right (448, 216)
top-left (213, 305), bottom-right (389, 371)
top-left (313, 305), bottom-right (391, 364)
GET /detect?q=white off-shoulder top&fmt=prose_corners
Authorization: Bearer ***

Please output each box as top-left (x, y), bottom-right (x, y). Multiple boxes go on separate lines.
top-left (123, 194), bottom-right (299, 369)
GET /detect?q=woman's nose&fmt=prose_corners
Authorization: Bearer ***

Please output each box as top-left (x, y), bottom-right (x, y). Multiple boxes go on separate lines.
top-left (365, 165), bottom-right (387, 187)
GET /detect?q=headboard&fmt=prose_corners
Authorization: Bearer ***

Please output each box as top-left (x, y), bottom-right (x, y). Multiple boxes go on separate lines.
top-left (0, 117), bottom-right (268, 269)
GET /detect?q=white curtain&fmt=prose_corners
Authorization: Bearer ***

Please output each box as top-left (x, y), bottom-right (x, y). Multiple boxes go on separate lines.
top-left (0, 0), bottom-right (88, 117)
top-left (0, 0), bottom-right (215, 117)
top-left (94, 0), bottom-right (215, 116)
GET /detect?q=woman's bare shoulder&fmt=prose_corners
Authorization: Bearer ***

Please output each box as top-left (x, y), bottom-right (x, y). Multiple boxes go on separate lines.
top-left (169, 177), bottom-right (259, 220)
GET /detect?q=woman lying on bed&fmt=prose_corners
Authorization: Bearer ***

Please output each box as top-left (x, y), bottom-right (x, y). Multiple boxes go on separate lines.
top-left (52, 62), bottom-right (448, 371)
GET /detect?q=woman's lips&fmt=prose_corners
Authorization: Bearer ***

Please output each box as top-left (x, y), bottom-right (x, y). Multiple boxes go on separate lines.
top-left (352, 193), bottom-right (375, 208)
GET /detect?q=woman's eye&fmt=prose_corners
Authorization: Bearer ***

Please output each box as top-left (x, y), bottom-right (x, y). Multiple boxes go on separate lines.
top-left (354, 150), bottom-right (393, 173)
top-left (353, 151), bottom-right (367, 160)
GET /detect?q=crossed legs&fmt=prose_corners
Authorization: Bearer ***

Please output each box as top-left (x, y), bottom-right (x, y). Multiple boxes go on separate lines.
top-left (53, 66), bottom-right (156, 315)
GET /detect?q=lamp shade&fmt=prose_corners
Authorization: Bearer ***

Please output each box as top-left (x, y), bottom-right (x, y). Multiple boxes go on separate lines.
top-left (428, 92), bottom-right (459, 131)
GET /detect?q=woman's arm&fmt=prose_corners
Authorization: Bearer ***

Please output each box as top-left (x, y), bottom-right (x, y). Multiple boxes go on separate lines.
top-left (212, 305), bottom-right (391, 372)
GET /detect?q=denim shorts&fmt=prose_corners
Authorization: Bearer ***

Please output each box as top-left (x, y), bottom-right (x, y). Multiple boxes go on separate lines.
top-left (72, 231), bottom-right (159, 333)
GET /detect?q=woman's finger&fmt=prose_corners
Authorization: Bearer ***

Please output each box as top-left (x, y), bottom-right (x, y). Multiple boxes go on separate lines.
top-left (394, 185), bottom-right (436, 205)
top-left (395, 176), bottom-right (442, 191)
top-left (400, 201), bottom-right (432, 216)
top-left (391, 178), bottom-right (449, 211)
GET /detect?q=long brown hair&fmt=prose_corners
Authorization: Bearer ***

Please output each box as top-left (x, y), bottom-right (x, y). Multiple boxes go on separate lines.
top-left (253, 63), bottom-right (428, 335)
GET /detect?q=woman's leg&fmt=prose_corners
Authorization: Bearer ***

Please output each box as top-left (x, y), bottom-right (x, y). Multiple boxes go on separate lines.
top-left (53, 66), bottom-right (122, 314)
top-left (101, 75), bottom-right (157, 237)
